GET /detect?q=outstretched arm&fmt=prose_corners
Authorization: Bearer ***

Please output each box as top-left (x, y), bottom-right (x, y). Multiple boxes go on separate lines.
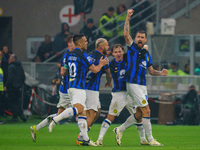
top-left (124, 9), bottom-right (134, 45)
top-left (148, 66), bottom-right (168, 76)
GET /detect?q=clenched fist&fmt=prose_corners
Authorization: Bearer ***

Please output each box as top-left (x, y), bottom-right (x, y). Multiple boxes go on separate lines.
top-left (127, 9), bottom-right (134, 18)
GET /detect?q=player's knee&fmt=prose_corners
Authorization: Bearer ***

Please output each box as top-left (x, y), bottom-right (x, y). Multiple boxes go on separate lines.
top-left (141, 107), bottom-right (151, 117)
top-left (143, 108), bottom-right (150, 117)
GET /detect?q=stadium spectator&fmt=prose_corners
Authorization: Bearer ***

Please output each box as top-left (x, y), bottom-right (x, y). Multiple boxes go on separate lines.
top-left (181, 85), bottom-right (199, 125)
top-left (99, 7), bottom-right (116, 41)
top-left (1, 45), bottom-right (12, 84)
top-left (130, 0), bottom-right (153, 36)
top-left (184, 63), bottom-right (190, 75)
top-left (80, 18), bottom-right (102, 52)
top-left (195, 64), bottom-right (200, 75)
top-left (180, 40), bottom-right (189, 51)
top-left (52, 22), bottom-right (73, 61)
top-left (4, 54), bottom-right (26, 122)
top-left (0, 51), bottom-right (5, 117)
top-left (34, 35), bottom-right (54, 62)
top-left (114, 4), bottom-right (128, 45)
top-left (167, 62), bottom-right (186, 76)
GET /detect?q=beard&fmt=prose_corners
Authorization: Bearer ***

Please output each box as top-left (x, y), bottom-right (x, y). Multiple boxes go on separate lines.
top-left (103, 49), bottom-right (107, 55)
top-left (137, 41), bottom-right (144, 48)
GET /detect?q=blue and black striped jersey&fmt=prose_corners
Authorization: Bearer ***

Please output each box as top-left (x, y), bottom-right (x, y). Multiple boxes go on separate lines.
top-left (126, 42), bottom-right (153, 85)
top-left (110, 58), bottom-right (127, 92)
top-left (66, 48), bottom-right (92, 89)
top-left (85, 50), bottom-right (109, 91)
top-left (59, 49), bottom-right (70, 94)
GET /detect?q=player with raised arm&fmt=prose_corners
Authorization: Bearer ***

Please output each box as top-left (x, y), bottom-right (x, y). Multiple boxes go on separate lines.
top-left (113, 9), bottom-right (168, 146)
top-left (48, 34), bottom-right (108, 146)
top-left (30, 35), bottom-right (75, 143)
top-left (96, 44), bottom-right (148, 146)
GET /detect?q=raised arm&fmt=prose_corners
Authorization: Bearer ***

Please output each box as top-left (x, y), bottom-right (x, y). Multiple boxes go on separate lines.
top-left (124, 9), bottom-right (134, 45)
top-left (148, 66), bottom-right (168, 76)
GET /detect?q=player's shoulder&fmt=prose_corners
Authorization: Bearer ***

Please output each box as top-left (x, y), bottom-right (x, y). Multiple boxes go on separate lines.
top-left (110, 59), bottom-right (117, 67)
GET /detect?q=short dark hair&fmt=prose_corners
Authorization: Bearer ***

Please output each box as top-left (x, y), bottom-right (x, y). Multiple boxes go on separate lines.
top-left (136, 30), bottom-right (147, 38)
top-left (73, 34), bottom-right (85, 45)
top-left (171, 62), bottom-right (178, 67)
top-left (108, 6), bottom-right (114, 11)
top-left (44, 35), bottom-right (51, 38)
top-left (65, 35), bottom-right (74, 44)
top-left (111, 44), bottom-right (124, 53)
top-left (87, 18), bottom-right (94, 24)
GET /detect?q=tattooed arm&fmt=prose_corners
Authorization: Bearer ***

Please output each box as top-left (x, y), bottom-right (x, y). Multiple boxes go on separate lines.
top-left (124, 9), bottom-right (134, 45)
top-left (148, 66), bottom-right (168, 76)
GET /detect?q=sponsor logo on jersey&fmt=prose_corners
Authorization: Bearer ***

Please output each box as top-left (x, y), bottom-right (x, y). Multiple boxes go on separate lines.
top-left (69, 78), bottom-right (75, 82)
top-left (118, 69), bottom-right (126, 79)
top-left (139, 61), bottom-right (147, 69)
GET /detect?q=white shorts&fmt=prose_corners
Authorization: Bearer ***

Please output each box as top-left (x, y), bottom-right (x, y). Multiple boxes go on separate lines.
top-left (57, 91), bottom-right (71, 109)
top-left (67, 88), bottom-right (86, 108)
top-left (86, 90), bottom-right (100, 111)
top-left (109, 91), bottom-right (136, 116)
top-left (126, 83), bottom-right (148, 107)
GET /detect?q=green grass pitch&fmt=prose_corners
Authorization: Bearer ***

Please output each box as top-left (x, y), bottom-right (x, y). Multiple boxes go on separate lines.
top-left (0, 118), bottom-right (200, 150)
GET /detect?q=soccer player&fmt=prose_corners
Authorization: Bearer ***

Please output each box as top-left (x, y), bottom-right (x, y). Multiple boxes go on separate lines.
top-left (113, 9), bottom-right (168, 146)
top-left (30, 35), bottom-right (75, 143)
top-left (48, 34), bottom-right (109, 146)
top-left (76, 38), bottom-right (112, 144)
top-left (96, 44), bottom-right (148, 146)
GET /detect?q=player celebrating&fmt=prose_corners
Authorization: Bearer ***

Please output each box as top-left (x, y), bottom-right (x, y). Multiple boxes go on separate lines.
top-left (113, 9), bottom-right (168, 146)
top-left (48, 34), bottom-right (109, 146)
top-left (30, 35), bottom-right (75, 143)
top-left (96, 44), bottom-right (148, 146)
top-left (76, 38), bottom-right (112, 145)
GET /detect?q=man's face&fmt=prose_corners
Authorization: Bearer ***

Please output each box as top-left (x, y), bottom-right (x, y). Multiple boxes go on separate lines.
top-left (79, 36), bottom-right (88, 51)
top-left (108, 11), bottom-right (114, 17)
top-left (170, 64), bottom-right (177, 72)
top-left (45, 36), bottom-right (51, 44)
top-left (87, 23), bottom-right (94, 29)
top-left (112, 47), bottom-right (124, 62)
top-left (63, 24), bottom-right (68, 31)
top-left (3, 46), bottom-right (9, 54)
top-left (135, 33), bottom-right (147, 48)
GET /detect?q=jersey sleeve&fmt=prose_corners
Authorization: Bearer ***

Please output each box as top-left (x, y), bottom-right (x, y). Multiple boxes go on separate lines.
top-left (127, 42), bottom-right (137, 52)
top-left (82, 52), bottom-right (93, 68)
top-left (147, 51), bottom-right (153, 68)
top-left (61, 53), bottom-right (68, 66)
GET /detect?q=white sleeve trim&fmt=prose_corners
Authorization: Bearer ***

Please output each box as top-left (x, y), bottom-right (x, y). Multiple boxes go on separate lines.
top-left (126, 41), bottom-right (133, 47)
